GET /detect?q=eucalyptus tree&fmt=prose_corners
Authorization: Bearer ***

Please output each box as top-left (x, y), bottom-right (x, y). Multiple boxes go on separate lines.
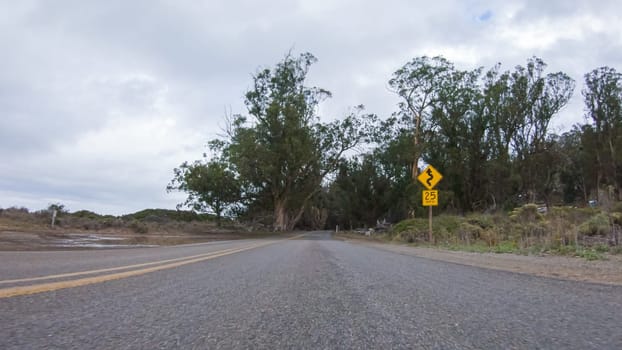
top-left (557, 126), bottom-right (596, 204)
top-left (224, 53), bottom-right (375, 231)
top-left (426, 67), bottom-right (485, 211)
top-left (477, 58), bottom-right (573, 207)
top-left (389, 56), bottom-right (454, 180)
top-left (583, 66), bottom-right (622, 198)
top-left (509, 58), bottom-right (575, 203)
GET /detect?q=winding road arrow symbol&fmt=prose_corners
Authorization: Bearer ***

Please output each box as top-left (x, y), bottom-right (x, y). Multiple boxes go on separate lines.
top-left (426, 168), bottom-right (434, 187)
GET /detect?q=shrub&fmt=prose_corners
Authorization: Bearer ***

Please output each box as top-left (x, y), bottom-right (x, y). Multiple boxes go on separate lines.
top-left (609, 212), bottom-right (622, 226)
top-left (465, 214), bottom-right (494, 229)
top-left (71, 210), bottom-right (102, 220)
top-left (493, 241), bottom-right (518, 253)
top-left (481, 228), bottom-right (500, 246)
top-left (129, 221), bottom-right (149, 234)
top-left (509, 204), bottom-right (541, 222)
top-left (458, 222), bottom-right (483, 242)
top-left (578, 213), bottom-right (610, 236)
top-left (609, 201), bottom-right (622, 213)
top-left (575, 248), bottom-right (605, 261)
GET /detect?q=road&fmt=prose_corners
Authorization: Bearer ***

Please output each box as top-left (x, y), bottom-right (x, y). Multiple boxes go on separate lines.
top-left (1, 231), bottom-right (621, 349)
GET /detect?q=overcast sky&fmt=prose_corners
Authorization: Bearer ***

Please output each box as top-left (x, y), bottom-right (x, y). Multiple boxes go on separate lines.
top-left (1, 0), bottom-right (620, 215)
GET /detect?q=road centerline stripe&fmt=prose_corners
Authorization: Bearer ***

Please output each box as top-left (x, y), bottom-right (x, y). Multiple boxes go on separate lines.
top-left (0, 247), bottom-right (243, 285)
top-left (0, 243), bottom-right (266, 298)
top-left (0, 235), bottom-right (304, 299)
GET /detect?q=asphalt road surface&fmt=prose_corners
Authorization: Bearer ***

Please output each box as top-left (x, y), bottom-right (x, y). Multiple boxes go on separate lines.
top-left (1, 231), bottom-right (621, 349)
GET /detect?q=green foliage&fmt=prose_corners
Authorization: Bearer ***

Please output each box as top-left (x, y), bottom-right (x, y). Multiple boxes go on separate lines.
top-left (458, 222), bottom-right (484, 241)
top-left (493, 241), bottom-right (519, 253)
top-left (47, 203), bottom-right (67, 214)
top-left (166, 52), bottom-right (622, 234)
top-left (203, 52), bottom-right (376, 230)
top-left (574, 248), bottom-right (606, 261)
top-left (123, 209), bottom-right (213, 223)
top-left (71, 210), bottom-right (103, 220)
top-left (582, 67), bottom-right (622, 197)
top-left (390, 207), bottom-right (620, 259)
top-left (509, 204), bottom-right (542, 222)
top-left (391, 215), bottom-right (463, 243)
top-left (128, 221), bottom-right (149, 234)
top-left (168, 159), bottom-right (240, 226)
top-left (578, 213), bottom-right (611, 236)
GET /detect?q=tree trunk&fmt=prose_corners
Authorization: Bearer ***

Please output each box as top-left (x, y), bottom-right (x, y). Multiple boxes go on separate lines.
top-left (412, 113), bottom-right (422, 180)
top-left (274, 200), bottom-right (289, 231)
top-left (215, 200), bottom-right (222, 227)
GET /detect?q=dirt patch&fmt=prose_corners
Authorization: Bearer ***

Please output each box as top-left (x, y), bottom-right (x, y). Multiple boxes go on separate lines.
top-left (338, 235), bottom-right (622, 286)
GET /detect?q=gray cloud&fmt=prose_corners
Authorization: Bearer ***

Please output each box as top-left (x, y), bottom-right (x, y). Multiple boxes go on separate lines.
top-left (0, 0), bottom-right (620, 214)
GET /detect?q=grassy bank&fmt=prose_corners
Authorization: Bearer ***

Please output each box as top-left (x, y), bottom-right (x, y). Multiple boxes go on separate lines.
top-left (356, 204), bottom-right (622, 260)
top-left (0, 207), bottom-right (250, 236)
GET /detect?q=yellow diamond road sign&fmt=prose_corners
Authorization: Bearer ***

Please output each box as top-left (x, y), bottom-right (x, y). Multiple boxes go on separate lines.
top-left (417, 165), bottom-right (443, 190)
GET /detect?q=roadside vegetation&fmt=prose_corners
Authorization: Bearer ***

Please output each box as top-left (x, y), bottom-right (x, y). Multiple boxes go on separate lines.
top-left (5, 51), bottom-right (622, 260)
top-left (341, 204), bottom-right (620, 260)
top-left (163, 51), bottom-right (622, 260)
top-left (0, 206), bottom-right (244, 235)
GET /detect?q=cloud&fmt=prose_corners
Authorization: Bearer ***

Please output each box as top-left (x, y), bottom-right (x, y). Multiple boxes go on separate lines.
top-left (0, 0), bottom-right (620, 214)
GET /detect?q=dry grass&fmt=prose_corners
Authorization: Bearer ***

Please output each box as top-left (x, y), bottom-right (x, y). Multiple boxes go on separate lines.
top-left (385, 205), bottom-right (621, 260)
top-left (0, 207), bottom-right (274, 251)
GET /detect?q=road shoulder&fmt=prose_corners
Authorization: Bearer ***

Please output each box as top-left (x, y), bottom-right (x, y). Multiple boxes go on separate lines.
top-left (337, 235), bottom-right (622, 286)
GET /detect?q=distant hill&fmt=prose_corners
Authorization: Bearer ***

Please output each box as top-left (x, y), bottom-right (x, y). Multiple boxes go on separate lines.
top-left (121, 209), bottom-right (214, 223)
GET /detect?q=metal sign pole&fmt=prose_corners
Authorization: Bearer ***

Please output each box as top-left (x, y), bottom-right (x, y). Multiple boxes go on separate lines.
top-left (429, 206), bottom-right (432, 243)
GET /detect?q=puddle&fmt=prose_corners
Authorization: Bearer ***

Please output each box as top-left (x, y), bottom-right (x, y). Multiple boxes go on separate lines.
top-left (52, 234), bottom-right (158, 249)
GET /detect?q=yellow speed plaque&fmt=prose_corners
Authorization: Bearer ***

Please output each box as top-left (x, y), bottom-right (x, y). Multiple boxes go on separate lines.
top-left (422, 190), bottom-right (438, 207)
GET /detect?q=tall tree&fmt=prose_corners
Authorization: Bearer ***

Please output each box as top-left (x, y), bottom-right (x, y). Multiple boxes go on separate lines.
top-left (511, 58), bottom-right (574, 203)
top-left (167, 159), bottom-right (240, 226)
top-left (583, 66), bottom-right (622, 199)
top-left (557, 127), bottom-right (594, 204)
top-left (427, 67), bottom-right (484, 212)
top-left (389, 56), bottom-right (454, 181)
top-left (480, 65), bottom-right (518, 210)
top-left (225, 53), bottom-right (375, 231)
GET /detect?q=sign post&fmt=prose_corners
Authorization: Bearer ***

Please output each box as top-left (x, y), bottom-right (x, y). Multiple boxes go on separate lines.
top-left (417, 165), bottom-right (443, 242)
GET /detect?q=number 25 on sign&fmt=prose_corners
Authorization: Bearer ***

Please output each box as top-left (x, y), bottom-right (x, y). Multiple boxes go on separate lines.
top-left (422, 190), bottom-right (438, 207)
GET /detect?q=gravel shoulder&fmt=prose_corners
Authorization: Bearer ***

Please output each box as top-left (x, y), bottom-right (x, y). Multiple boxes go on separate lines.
top-left (337, 235), bottom-right (622, 286)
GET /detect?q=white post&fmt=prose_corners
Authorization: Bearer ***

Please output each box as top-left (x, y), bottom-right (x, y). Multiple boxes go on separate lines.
top-left (51, 209), bottom-right (57, 228)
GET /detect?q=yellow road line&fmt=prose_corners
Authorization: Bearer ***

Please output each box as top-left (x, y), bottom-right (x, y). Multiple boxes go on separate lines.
top-left (0, 234), bottom-right (305, 299)
top-left (0, 247), bottom-right (242, 285)
top-left (0, 242), bottom-right (268, 299)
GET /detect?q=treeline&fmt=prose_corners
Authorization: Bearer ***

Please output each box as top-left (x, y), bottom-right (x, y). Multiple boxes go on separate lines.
top-left (169, 53), bottom-right (622, 231)
top-left (0, 206), bottom-right (215, 233)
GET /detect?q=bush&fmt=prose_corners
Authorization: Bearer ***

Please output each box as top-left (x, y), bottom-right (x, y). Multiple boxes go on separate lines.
top-left (465, 214), bottom-right (495, 229)
top-left (509, 204), bottom-right (542, 222)
top-left (71, 210), bottom-right (103, 220)
top-left (609, 212), bottom-right (622, 226)
top-left (458, 222), bottom-right (483, 242)
top-left (124, 209), bottom-right (214, 223)
top-left (129, 221), bottom-right (149, 234)
top-left (609, 201), bottom-right (622, 213)
top-left (481, 228), bottom-right (500, 246)
top-left (578, 213), bottom-right (610, 236)
top-left (391, 218), bottom-right (428, 243)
